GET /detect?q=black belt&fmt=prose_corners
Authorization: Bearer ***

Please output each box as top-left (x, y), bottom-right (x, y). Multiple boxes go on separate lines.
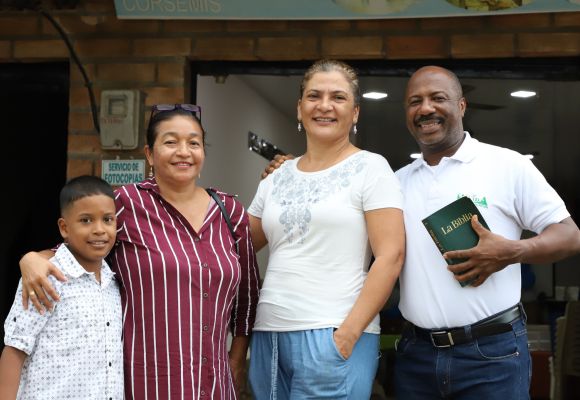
top-left (412, 305), bottom-right (521, 348)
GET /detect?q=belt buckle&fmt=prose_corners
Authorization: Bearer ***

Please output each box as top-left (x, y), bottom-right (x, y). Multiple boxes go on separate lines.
top-left (430, 330), bottom-right (455, 348)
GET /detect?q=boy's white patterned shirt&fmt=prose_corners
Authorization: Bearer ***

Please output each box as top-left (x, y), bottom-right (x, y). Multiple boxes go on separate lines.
top-left (4, 244), bottom-right (123, 399)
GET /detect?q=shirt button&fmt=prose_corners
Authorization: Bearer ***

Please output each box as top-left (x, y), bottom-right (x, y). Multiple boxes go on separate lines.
top-left (13, 317), bottom-right (16, 322)
top-left (203, 325), bottom-right (208, 331)
top-left (106, 321), bottom-right (110, 326)
top-left (202, 263), bottom-right (208, 268)
top-left (203, 293), bottom-right (208, 298)
top-left (202, 356), bottom-right (207, 363)
top-left (201, 390), bottom-right (205, 396)
top-left (194, 237), bottom-right (200, 242)
top-left (109, 362), bottom-right (112, 367)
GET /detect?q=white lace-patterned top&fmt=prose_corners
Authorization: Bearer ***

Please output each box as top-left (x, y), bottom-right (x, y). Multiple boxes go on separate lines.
top-left (248, 150), bottom-right (403, 334)
top-left (4, 244), bottom-right (123, 399)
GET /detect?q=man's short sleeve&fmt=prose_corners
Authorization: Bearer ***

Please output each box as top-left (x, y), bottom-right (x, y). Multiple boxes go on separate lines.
top-left (516, 157), bottom-right (570, 233)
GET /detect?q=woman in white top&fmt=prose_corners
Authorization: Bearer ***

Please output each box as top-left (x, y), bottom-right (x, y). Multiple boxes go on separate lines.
top-left (247, 59), bottom-right (405, 399)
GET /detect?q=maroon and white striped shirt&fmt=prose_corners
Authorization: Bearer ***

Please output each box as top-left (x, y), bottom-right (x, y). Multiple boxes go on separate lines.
top-left (111, 179), bottom-right (259, 400)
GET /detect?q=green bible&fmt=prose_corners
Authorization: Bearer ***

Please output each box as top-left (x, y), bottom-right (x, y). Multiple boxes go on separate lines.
top-left (421, 196), bottom-right (490, 287)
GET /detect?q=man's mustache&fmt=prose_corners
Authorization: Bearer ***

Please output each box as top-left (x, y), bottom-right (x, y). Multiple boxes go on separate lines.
top-left (415, 114), bottom-right (444, 124)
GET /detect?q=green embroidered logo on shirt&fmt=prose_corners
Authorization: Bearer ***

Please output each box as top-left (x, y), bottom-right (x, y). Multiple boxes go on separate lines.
top-left (457, 194), bottom-right (488, 208)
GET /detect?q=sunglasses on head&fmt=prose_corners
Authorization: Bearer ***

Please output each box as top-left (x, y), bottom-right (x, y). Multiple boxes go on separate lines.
top-left (150, 104), bottom-right (202, 121)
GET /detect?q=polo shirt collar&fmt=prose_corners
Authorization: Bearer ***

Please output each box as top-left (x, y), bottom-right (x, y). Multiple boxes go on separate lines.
top-left (54, 244), bottom-right (116, 286)
top-left (407, 131), bottom-right (478, 173)
top-left (450, 131), bottom-right (478, 163)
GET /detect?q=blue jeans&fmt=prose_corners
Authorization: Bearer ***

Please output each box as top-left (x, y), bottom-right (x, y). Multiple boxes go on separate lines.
top-left (249, 328), bottom-right (379, 400)
top-left (395, 310), bottom-right (531, 400)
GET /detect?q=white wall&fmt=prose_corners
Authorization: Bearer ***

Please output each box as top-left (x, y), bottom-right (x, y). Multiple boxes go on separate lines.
top-left (196, 75), bottom-right (303, 276)
top-left (196, 75), bottom-right (302, 204)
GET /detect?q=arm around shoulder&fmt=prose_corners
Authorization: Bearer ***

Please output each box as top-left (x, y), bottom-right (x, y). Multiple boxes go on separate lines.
top-left (19, 249), bottom-right (64, 312)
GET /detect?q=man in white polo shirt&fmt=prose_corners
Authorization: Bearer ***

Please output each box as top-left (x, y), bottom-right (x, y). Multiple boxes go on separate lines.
top-left (394, 65), bottom-right (580, 399)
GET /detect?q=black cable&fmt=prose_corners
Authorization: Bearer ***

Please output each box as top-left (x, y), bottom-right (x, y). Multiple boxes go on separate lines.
top-left (39, 8), bottom-right (100, 133)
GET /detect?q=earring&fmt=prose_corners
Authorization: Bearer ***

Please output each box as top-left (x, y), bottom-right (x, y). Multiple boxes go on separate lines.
top-left (148, 166), bottom-right (154, 178)
top-left (297, 121), bottom-right (302, 133)
top-left (353, 124), bottom-right (358, 135)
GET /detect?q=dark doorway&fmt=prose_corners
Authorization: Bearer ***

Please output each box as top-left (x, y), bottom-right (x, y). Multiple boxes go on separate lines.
top-left (0, 62), bottom-right (69, 345)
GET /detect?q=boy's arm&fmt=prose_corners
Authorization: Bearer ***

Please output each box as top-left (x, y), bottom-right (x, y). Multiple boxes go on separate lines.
top-left (0, 346), bottom-right (26, 399)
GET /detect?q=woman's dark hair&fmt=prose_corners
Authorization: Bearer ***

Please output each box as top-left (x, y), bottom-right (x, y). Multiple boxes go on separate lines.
top-left (146, 108), bottom-right (206, 149)
top-left (300, 59), bottom-right (361, 106)
top-left (60, 175), bottom-right (114, 214)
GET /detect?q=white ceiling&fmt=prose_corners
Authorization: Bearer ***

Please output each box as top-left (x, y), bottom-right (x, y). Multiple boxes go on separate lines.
top-left (238, 73), bottom-right (580, 180)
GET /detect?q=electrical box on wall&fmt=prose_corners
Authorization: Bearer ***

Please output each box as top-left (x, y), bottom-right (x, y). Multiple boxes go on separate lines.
top-left (99, 90), bottom-right (141, 149)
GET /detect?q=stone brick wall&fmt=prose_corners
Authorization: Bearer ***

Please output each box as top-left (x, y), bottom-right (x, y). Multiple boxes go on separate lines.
top-left (0, 0), bottom-right (578, 178)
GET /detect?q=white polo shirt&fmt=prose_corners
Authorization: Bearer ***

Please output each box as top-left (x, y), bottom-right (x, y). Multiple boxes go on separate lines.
top-left (396, 133), bottom-right (569, 329)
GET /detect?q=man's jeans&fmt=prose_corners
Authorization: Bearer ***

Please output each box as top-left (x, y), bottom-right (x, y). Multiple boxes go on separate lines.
top-left (395, 313), bottom-right (531, 399)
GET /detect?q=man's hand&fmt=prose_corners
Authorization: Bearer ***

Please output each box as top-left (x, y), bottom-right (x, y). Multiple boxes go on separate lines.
top-left (261, 154), bottom-right (294, 179)
top-left (444, 215), bottom-right (523, 287)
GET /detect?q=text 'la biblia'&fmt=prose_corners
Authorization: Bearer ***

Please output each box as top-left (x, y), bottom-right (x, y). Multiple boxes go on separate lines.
top-left (440, 213), bottom-right (474, 235)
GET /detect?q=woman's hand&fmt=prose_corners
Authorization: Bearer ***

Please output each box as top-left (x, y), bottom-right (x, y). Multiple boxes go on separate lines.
top-left (20, 251), bottom-right (65, 313)
top-left (229, 353), bottom-right (247, 397)
top-left (228, 335), bottom-right (249, 397)
top-left (333, 327), bottom-right (357, 360)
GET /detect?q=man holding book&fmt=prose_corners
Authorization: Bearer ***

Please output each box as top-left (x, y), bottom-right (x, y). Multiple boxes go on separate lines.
top-left (260, 64), bottom-right (580, 399)
top-left (394, 65), bottom-right (580, 399)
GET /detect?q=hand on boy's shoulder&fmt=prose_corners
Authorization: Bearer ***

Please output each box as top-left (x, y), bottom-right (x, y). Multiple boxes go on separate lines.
top-left (261, 154), bottom-right (295, 179)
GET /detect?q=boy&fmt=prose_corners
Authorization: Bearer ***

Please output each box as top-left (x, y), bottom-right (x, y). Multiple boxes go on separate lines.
top-left (0, 175), bottom-right (123, 399)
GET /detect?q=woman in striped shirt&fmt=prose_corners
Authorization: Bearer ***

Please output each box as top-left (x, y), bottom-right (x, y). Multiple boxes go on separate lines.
top-left (19, 104), bottom-right (260, 400)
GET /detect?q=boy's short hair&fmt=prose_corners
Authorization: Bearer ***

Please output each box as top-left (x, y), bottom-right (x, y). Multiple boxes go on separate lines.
top-left (59, 175), bottom-right (115, 214)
